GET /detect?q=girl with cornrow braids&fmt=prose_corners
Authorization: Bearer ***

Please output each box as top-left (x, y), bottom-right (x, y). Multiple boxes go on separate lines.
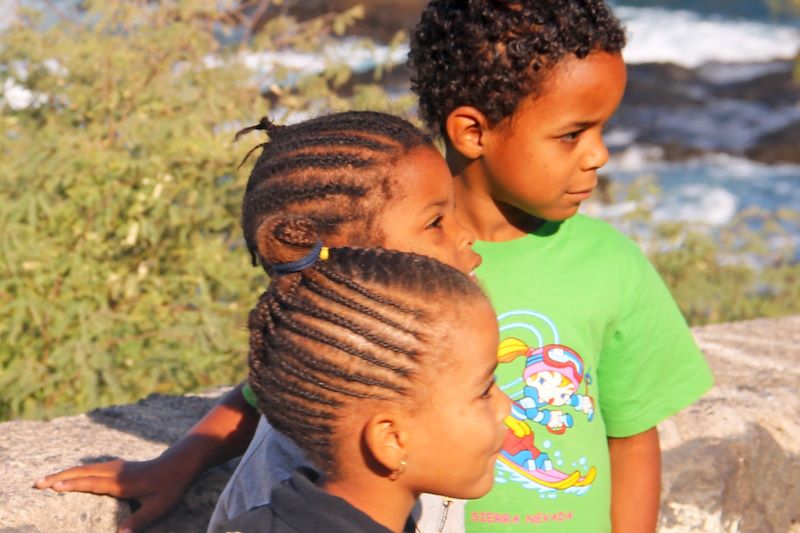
top-left (223, 215), bottom-right (509, 533)
top-left (36, 110), bottom-right (483, 533)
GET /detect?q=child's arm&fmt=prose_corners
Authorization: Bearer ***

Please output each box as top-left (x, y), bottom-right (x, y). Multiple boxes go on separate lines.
top-left (34, 382), bottom-right (259, 533)
top-left (608, 426), bottom-right (661, 533)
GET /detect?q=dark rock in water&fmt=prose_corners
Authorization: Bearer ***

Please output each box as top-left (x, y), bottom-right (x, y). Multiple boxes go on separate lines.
top-left (746, 121), bottom-right (800, 164)
top-left (287, 0), bottom-right (426, 42)
top-left (659, 142), bottom-right (712, 161)
top-left (711, 69), bottom-right (800, 107)
top-left (622, 62), bottom-right (707, 107)
top-left (611, 61), bottom-right (800, 162)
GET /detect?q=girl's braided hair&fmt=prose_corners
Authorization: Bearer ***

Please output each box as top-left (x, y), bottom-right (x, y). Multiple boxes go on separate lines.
top-left (248, 215), bottom-right (486, 477)
top-left (237, 111), bottom-right (433, 271)
top-left (409, 0), bottom-right (627, 134)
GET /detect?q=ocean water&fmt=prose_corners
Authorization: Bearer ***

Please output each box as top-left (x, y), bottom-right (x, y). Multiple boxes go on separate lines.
top-left (3, 0), bottom-right (799, 242)
top-left (597, 3), bottom-right (800, 241)
top-left (232, 3), bottom-right (800, 237)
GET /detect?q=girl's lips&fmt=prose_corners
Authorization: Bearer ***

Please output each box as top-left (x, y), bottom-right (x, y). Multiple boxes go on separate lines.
top-left (566, 189), bottom-right (594, 201)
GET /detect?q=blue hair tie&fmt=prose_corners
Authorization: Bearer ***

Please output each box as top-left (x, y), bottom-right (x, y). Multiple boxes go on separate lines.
top-left (271, 241), bottom-right (325, 275)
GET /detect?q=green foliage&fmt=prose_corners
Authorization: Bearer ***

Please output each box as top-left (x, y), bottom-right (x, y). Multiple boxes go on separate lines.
top-left (602, 178), bottom-right (800, 326)
top-left (3, 1), bottom-right (795, 422)
top-left (0, 0), bottom-right (408, 421)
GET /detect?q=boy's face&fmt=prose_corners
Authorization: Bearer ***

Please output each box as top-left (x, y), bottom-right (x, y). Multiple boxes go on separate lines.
top-left (379, 146), bottom-right (482, 276)
top-left (480, 51), bottom-right (627, 222)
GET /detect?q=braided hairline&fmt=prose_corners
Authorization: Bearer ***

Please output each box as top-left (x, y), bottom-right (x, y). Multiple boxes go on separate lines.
top-left (248, 249), bottom-right (483, 475)
top-left (299, 275), bottom-right (420, 338)
top-left (275, 286), bottom-right (420, 360)
top-left (317, 258), bottom-right (423, 318)
top-left (269, 342), bottom-right (401, 400)
top-left (241, 112), bottom-right (432, 269)
top-left (269, 293), bottom-right (415, 379)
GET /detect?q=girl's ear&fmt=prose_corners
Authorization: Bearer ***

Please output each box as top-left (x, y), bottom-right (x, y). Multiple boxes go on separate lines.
top-left (445, 106), bottom-right (491, 160)
top-left (363, 412), bottom-right (410, 476)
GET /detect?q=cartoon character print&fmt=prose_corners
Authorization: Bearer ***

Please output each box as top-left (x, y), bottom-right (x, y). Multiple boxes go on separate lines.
top-left (494, 311), bottom-right (597, 493)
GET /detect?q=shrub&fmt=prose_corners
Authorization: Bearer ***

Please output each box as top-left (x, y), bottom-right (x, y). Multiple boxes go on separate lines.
top-left (0, 0), bottom-right (408, 420)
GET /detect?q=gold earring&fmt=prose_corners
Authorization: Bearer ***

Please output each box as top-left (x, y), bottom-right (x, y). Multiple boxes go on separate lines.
top-left (389, 459), bottom-right (407, 481)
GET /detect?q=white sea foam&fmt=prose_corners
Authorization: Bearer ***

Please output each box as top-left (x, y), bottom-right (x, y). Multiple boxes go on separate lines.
top-left (602, 151), bottom-right (800, 227)
top-left (696, 60), bottom-right (793, 84)
top-left (652, 184), bottom-right (739, 226)
top-left (238, 39), bottom-right (408, 87)
top-left (616, 6), bottom-right (800, 67)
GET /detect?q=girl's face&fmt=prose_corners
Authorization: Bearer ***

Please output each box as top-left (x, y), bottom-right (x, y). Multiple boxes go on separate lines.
top-left (378, 146), bottom-right (482, 275)
top-left (403, 299), bottom-right (510, 499)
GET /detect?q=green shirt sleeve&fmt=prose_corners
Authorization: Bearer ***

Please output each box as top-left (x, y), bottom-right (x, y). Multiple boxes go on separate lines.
top-left (241, 381), bottom-right (259, 409)
top-left (597, 245), bottom-right (714, 438)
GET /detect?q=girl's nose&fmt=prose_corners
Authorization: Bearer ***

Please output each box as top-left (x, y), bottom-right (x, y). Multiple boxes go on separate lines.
top-left (496, 388), bottom-right (512, 421)
top-left (458, 218), bottom-right (476, 250)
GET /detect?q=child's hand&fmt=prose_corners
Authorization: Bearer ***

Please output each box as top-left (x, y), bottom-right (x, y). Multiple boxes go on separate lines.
top-left (33, 384), bottom-right (259, 532)
top-left (34, 456), bottom-right (192, 533)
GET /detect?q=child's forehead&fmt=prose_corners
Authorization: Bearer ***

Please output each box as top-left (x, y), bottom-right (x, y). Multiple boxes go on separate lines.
top-left (510, 52), bottom-right (627, 119)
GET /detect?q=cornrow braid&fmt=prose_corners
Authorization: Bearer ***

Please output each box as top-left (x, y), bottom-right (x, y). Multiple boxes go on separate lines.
top-left (237, 111), bottom-right (432, 269)
top-left (247, 216), bottom-right (486, 476)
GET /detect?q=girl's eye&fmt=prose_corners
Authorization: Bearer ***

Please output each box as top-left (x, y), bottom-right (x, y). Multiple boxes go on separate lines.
top-left (426, 215), bottom-right (444, 230)
top-left (560, 131), bottom-right (581, 143)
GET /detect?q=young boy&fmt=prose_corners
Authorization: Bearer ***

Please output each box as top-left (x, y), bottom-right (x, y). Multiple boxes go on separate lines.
top-left (408, 1), bottom-right (713, 532)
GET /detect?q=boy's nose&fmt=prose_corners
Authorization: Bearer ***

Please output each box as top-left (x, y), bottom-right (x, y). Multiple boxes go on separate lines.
top-left (582, 137), bottom-right (610, 171)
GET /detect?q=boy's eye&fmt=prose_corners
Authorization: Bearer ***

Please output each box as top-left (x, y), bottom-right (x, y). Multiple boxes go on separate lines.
top-left (426, 215), bottom-right (444, 230)
top-left (559, 131), bottom-right (582, 143)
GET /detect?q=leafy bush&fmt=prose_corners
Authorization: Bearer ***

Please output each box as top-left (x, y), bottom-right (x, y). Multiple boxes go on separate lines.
top-left (600, 177), bottom-right (800, 326)
top-left (3, 1), bottom-right (796, 422)
top-left (0, 0), bottom-right (408, 421)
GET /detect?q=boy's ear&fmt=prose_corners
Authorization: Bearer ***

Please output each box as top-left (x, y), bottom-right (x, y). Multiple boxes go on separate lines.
top-left (363, 411), bottom-right (409, 476)
top-left (445, 106), bottom-right (491, 160)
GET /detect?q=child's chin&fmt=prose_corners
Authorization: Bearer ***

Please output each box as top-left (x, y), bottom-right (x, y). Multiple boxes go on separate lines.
top-left (461, 459), bottom-right (500, 499)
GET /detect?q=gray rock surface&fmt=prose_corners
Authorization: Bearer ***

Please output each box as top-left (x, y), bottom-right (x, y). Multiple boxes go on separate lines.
top-left (1, 316), bottom-right (799, 532)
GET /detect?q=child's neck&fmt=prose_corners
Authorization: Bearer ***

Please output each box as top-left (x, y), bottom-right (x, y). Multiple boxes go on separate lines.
top-left (323, 476), bottom-right (416, 533)
top-left (451, 163), bottom-right (544, 242)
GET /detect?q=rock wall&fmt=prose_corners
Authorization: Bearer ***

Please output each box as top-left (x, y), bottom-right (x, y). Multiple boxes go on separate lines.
top-left (2, 315), bottom-right (799, 532)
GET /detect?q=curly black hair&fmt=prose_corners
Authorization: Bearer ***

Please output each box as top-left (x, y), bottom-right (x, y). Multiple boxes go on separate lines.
top-left (409, 0), bottom-right (627, 134)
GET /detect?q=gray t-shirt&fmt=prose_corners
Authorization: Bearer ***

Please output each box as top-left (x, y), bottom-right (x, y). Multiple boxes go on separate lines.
top-left (207, 416), bottom-right (466, 533)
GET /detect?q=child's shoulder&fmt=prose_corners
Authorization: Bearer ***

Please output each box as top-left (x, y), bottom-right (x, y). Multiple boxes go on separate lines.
top-left (559, 214), bottom-right (643, 256)
top-left (565, 213), bottom-right (627, 238)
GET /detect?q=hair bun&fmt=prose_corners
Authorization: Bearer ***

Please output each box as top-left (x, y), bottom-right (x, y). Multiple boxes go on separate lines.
top-left (256, 215), bottom-right (322, 271)
top-left (234, 116), bottom-right (283, 142)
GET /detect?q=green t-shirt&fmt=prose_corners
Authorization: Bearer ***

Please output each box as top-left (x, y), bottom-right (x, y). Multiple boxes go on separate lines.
top-left (465, 215), bottom-right (713, 532)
